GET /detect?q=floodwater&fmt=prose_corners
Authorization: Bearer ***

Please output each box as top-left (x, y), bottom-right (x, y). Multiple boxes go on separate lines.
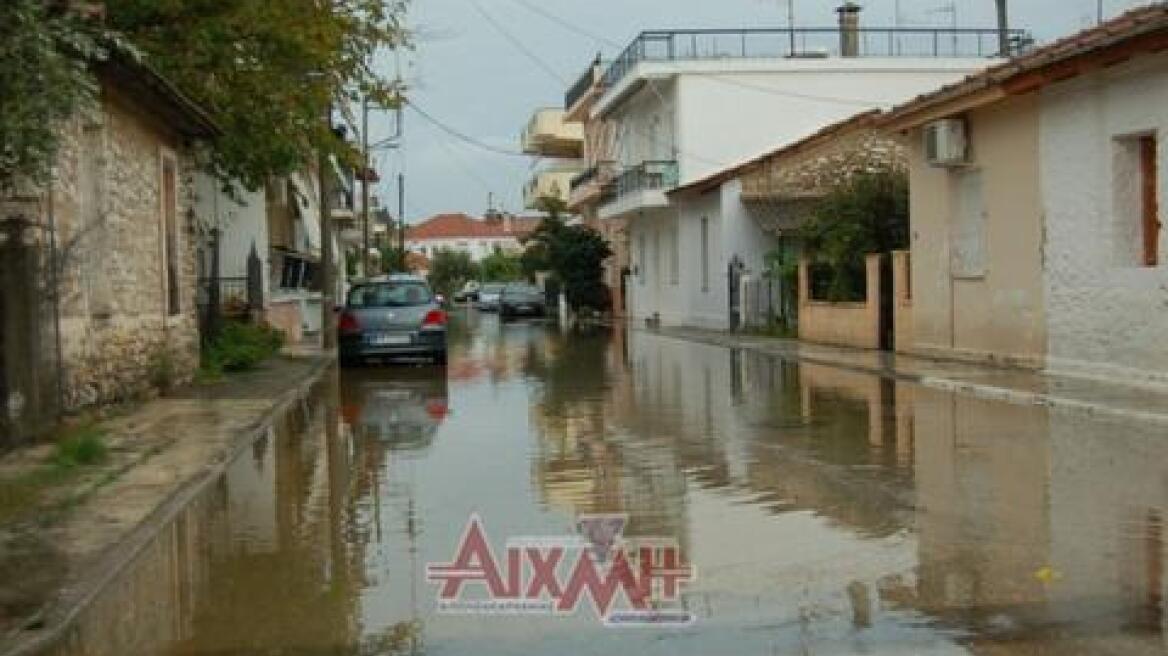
top-left (47, 313), bottom-right (1168, 655)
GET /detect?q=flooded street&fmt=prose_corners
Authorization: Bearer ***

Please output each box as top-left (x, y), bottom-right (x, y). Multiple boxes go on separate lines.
top-left (66, 314), bottom-right (1168, 655)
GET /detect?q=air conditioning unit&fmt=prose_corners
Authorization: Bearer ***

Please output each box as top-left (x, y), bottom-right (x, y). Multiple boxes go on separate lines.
top-left (924, 119), bottom-right (970, 167)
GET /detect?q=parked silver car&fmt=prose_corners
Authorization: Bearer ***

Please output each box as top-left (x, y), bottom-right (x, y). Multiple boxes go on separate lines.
top-left (476, 283), bottom-right (505, 312)
top-left (338, 275), bottom-right (447, 366)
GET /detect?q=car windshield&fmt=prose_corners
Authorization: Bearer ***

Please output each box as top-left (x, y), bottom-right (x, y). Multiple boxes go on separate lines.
top-left (347, 282), bottom-right (432, 308)
top-left (481, 284), bottom-right (505, 294)
top-left (503, 285), bottom-right (542, 298)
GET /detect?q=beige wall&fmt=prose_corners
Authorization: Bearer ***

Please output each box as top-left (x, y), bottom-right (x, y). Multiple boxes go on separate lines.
top-left (798, 253), bottom-right (882, 350)
top-left (906, 95), bottom-right (1046, 368)
top-left (892, 250), bottom-right (914, 353)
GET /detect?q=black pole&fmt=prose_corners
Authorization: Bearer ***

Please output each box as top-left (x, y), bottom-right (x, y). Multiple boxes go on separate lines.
top-left (996, 0), bottom-right (1010, 56)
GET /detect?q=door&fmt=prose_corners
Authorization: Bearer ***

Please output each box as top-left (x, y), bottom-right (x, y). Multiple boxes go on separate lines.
top-left (727, 256), bottom-right (743, 331)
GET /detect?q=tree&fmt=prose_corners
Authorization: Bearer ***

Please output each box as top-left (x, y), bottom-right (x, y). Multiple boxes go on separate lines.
top-left (799, 169), bottom-right (908, 301)
top-left (0, 1), bottom-right (108, 193)
top-left (522, 197), bottom-right (612, 312)
top-left (427, 249), bottom-right (476, 299)
top-left (104, 0), bottom-right (409, 191)
top-left (479, 250), bottom-right (523, 282)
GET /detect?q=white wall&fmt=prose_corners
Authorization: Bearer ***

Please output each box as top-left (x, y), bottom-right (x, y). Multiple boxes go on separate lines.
top-left (407, 236), bottom-right (522, 263)
top-left (194, 174), bottom-right (270, 306)
top-left (1039, 52), bottom-right (1168, 385)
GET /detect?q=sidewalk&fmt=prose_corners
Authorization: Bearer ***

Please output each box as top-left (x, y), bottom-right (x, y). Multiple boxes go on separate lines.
top-left (0, 350), bottom-right (332, 652)
top-left (646, 325), bottom-right (1168, 425)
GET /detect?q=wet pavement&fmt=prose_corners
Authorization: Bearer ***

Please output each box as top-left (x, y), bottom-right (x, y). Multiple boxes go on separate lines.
top-left (44, 312), bottom-right (1168, 655)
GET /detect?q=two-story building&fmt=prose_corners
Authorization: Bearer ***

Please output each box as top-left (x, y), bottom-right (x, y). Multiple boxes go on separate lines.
top-left (593, 5), bottom-right (1012, 329)
top-left (406, 213), bottom-right (540, 262)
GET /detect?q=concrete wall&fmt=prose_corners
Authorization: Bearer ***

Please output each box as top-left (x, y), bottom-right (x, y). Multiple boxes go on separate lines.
top-left (798, 254), bottom-right (882, 350)
top-left (906, 95), bottom-right (1046, 368)
top-left (1039, 53), bottom-right (1168, 385)
top-left (49, 85), bottom-right (201, 408)
top-left (892, 250), bottom-right (913, 353)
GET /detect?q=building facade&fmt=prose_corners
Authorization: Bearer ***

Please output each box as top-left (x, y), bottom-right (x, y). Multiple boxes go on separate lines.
top-left (592, 11), bottom-right (1001, 329)
top-left (405, 213), bottom-right (539, 262)
top-left (885, 4), bottom-right (1168, 383)
top-left (1, 53), bottom-right (218, 441)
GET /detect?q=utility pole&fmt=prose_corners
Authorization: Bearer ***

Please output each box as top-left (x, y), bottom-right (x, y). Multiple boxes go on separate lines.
top-left (397, 171), bottom-right (406, 267)
top-left (1098, 0), bottom-right (1105, 24)
top-left (361, 97), bottom-right (372, 278)
top-left (995, 0), bottom-right (1010, 56)
top-left (320, 108), bottom-right (337, 351)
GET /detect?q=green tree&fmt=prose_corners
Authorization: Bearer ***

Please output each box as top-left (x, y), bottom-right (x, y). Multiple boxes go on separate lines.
top-left (427, 249), bottom-right (476, 299)
top-left (479, 250), bottom-right (522, 282)
top-left (799, 170), bottom-right (908, 301)
top-left (0, 1), bottom-right (109, 192)
top-left (522, 197), bottom-right (612, 311)
top-left (104, 0), bottom-right (409, 190)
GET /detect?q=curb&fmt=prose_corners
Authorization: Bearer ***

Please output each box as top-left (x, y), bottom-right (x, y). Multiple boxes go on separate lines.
top-left (638, 326), bottom-right (1168, 426)
top-left (1, 354), bottom-right (335, 656)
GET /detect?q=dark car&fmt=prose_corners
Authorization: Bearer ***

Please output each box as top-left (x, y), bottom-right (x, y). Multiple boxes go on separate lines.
top-left (338, 275), bottom-right (448, 366)
top-left (499, 283), bottom-right (546, 319)
top-left (476, 283), bottom-right (505, 312)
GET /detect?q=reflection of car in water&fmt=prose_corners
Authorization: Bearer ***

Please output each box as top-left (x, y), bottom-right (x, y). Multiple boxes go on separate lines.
top-left (340, 366), bottom-right (449, 451)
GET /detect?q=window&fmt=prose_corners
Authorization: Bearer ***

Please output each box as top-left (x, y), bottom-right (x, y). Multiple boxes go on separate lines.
top-left (1115, 133), bottom-right (1162, 267)
top-left (80, 122), bottom-right (113, 317)
top-left (700, 217), bottom-right (710, 293)
top-left (1141, 135), bottom-right (1160, 266)
top-left (638, 234), bottom-right (647, 285)
top-left (161, 154), bottom-right (181, 316)
top-left (950, 169), bottom-right (987, 278)
top-left (668, 225), bottom-right (680, 285)
top-left (347, 281), bottom-right (432, 308)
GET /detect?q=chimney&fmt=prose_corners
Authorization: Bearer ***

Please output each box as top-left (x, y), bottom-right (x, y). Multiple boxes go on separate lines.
top-left (837, 2), bottom-right (862, 58)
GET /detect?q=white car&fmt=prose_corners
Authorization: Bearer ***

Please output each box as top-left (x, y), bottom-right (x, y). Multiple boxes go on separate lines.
top-left (476, 283), bottom-right (505, 311)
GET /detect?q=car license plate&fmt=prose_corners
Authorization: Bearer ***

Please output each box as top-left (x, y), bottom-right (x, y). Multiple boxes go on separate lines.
top-left (518, 305), bottom-right (531, 311)
top-left (370, 334), bottom-right (410, 346)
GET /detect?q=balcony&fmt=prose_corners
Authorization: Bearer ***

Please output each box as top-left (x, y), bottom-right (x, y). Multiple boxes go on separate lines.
top-left (598, 161), bottom-right (678, 220)
top-left (564, 61), bottom-right (606, 122)
top-left (602, 27), bottom-right (1027, 91)
top-left (524, 166), bottom-right (586, 210)
top-left (521, 108), bottom-right (584, 158)
top-left (567, 161), bottom-right (617, 211)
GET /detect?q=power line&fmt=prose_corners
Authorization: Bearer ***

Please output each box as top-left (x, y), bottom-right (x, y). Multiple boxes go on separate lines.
top-left (471, 0), bottom-right (570, 85)
top-left (506, 0), bottom-right (623, 49)
top-left (406, 100), bottom-right (529, 157)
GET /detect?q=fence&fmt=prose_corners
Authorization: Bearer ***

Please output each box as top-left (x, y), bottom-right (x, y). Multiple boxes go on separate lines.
top-left (741, 276), bottom-right (796, 332)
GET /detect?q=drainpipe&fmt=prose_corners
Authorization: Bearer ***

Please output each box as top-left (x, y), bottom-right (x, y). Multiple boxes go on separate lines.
top-left (837, 2), bottom-right (862, 58)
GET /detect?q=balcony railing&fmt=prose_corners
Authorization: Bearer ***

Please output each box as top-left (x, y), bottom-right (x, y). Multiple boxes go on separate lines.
top-left (611, 161), bottom-right (679, 200)
top-left (565, 62), bottom-right (604, 111)
top-left (603, 27), bottom-right (1027, 89)
top-left (570, 161), bottom-right (617, 192)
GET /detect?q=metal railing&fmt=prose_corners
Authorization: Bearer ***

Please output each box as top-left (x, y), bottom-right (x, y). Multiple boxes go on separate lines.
top-left (569, 161), bottom-right (617, 191)
top-left (603, 27), bottom-right (1026, 89)
top-left (611, 161), bottom-right (679, 200)
top-left (565, 62), bottom-right (603, 111)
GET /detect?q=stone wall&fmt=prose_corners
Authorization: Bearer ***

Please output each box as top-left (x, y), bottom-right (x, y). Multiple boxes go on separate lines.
top-left (48, 85), bottom-right (201, 409)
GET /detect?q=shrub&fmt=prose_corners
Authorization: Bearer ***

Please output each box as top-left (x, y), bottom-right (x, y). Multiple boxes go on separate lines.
top-left (203, 321), bottom-right (286, 373)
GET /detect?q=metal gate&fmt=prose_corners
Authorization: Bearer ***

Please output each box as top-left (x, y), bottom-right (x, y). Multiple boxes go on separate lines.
top-left (727, 256), bottom-right (744, 332)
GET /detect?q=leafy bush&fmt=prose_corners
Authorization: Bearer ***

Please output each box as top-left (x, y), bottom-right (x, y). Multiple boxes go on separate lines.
top-left (203, 321), bottom-right (286, 373)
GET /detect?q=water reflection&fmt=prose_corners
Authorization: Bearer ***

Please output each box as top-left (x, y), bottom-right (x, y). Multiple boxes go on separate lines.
top-left (35, 314), bottom-right (1168, 655)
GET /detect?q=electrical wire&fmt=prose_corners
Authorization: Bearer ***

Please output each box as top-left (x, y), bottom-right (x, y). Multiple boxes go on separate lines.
top-left (471, 0), bottom-right (570, 85)
top-left (506, 0), bottom-right (624, 49)
top-left (406, 100), bottom-right (530, 157)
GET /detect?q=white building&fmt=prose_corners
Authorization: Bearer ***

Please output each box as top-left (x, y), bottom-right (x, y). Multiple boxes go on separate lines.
top-left (600, 8), bottom-right (1009, 329)
top-left (406, 213), bottom-right (540, 262)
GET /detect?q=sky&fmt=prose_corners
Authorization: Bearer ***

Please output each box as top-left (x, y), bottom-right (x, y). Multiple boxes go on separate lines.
top-left (366, 0), bottom-right (1154, 223)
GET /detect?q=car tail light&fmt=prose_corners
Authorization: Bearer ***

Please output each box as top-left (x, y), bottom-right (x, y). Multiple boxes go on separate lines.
top-left (338, 311), bottom-right (360, 334)
top-left (425, 399), bottom-right (449, 420)
top-left (422, 309), bottom-right (447, 328)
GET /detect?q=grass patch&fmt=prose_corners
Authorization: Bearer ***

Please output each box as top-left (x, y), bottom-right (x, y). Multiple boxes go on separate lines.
top-left (202, 321), bottom-right (286, 375)
top-left (0, 423), bottom-right (109, 526)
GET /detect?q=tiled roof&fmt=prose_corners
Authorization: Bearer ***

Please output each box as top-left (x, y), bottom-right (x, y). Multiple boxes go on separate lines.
top-left (406, 213), bottom-right (544, 240)
top-left (883, 2), bottom-right (1168, 128)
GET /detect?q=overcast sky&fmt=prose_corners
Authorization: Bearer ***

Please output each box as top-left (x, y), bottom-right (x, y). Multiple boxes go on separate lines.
top-left (367, 0), bottom-right (1153, 222)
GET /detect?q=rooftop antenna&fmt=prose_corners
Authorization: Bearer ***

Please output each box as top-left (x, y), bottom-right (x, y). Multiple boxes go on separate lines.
top-left (786, 0), bottom-right (796, 55)
top-left (995, 0), bottom-right (1010, 56)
